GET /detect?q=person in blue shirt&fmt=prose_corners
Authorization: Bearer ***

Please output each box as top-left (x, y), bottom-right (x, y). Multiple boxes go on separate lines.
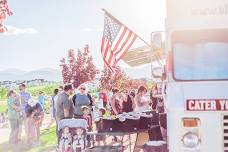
top-left (37, 91), bottom-right (45, 109)
top-left (18, 83), bottom-right (31, 141)
top-left (19, 83), bottom-right (31, 112)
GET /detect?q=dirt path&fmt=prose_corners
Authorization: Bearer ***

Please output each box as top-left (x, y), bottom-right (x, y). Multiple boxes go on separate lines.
top-left (0, 115), bottom-right (167, 152)
top-left (0, 114), bottom-right (53, 144)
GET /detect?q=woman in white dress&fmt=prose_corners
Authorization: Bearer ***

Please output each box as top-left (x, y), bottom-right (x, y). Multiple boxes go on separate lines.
top-left (134, 86), bottom-right (150, 112)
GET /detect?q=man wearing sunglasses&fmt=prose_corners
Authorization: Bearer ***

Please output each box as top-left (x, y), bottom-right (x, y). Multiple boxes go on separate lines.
top-left (72, 85), bottom-right (91, 118)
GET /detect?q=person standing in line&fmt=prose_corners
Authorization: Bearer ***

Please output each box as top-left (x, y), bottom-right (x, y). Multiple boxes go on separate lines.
top-left (150, 86), bottom-right (158, 110)
top-left (56, 84), bottom-right (74, 122)
top-left (134, 86), bottom-right (150, 112)
top-left (130, 91), bottom-right (136, 110)
top-left (37, 91), bottom-right (45, 109)
top-left (7, 90), bottom-right (20, 145)
top-left (54, 86), bottom-right (63, 113)
top-left (72, 85), bottom-right (90, 118)
top-left (47, 88), bottom-right (59, 131)
top-left (52, 88), bottom-right (59, 120)
top-left (55, 84), bottom-right (74, 143)
top-left (110, 88), bottom-right (122, 115)
top-left (25, 99), bottom-right (44, 145)
top-left (100, 90), bottom-right (108, 108)
top-left (121, 90), bottom-right (135, 113)
top-left (18, 83), bottom-right (31, 141)
top-left (52, 86), bottom-right (63, 134)
top-left (19, 83), bottom-right (31, 110)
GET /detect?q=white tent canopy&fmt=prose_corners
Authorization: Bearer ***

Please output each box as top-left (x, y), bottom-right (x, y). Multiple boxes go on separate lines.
top-left (122, 45), bottom-right (164, 67)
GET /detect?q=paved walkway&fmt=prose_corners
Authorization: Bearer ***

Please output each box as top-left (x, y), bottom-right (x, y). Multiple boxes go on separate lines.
top-left (0, 114), bottom-right (168, 152)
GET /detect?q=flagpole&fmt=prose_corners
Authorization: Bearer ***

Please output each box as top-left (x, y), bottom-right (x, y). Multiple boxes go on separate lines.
top-left (102, 8), bottom-right (150, 47)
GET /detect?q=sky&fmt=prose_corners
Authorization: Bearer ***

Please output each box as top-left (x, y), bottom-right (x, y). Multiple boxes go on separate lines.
top-left (0, 0), bottom-right (166, 71)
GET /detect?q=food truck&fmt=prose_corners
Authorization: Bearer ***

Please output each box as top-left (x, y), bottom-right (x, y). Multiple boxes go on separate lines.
top-left (165, 0), bottom-right (228, 151)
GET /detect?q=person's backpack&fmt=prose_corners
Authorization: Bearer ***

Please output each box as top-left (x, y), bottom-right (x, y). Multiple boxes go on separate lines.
top-left (87, 93), bottom-right (93, 106)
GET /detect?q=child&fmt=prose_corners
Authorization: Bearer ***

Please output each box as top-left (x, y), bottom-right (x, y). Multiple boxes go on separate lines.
top-left (81, 106), bottom-right (92, 147)
top-left (59, 127), bottom-right (72, 152)
top-left (98, 108), bottom-right (106, 118)
top-left (81, 106), bottom-right (92, 131)
top-left (72, 127), bottom-right (85, 151)
top-left (37, 91), bottom-right (45, 109)
top-left (95, 108), bottom-right (106, 146)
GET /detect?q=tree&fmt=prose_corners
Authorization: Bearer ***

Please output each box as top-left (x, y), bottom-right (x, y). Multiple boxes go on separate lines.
top-left (99, 66), bottom-right (129, 91)
top-left (60, 58), bottom-right (70, 84)
top-left (124, 79), bottom-right (147, 90)
top-left (60, 45), bottom-right (98, 88)
top-left (0, 0), bottom-right (13, 33)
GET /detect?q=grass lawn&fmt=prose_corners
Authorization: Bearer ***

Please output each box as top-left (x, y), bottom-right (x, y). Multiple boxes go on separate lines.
top-left (0, 102), bottom-right (7, 113)
top-left (27, 127), bottom-right (57, 152)
top-left (0, 126), bottom-right (57, 152)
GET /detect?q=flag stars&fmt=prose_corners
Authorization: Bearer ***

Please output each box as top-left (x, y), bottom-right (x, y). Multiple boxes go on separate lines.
top-left (103, 14), bottom-right (121, 42)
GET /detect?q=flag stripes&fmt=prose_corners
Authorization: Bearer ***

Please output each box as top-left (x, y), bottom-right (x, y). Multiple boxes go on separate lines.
top-left (101, 13), bottom-right (137, 69)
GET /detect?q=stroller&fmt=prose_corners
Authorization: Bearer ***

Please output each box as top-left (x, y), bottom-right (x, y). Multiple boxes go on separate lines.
top-left (58, 118), bottom-right (88, 152)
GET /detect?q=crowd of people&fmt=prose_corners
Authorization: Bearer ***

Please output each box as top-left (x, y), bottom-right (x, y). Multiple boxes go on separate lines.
top-left (7, 83), bottom-right (44, 146)
top-left (107, 85), bottom-right (164, 116)
top-left (6, 82), bottom-right (164, 149)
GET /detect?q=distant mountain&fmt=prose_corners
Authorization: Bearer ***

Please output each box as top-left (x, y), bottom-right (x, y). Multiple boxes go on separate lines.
top-left (0, 68), bottom-right (62, 81)
top-left (1, 68), bottom-right (27, 75)
top-left (0, 65), bottom-right (153, 82)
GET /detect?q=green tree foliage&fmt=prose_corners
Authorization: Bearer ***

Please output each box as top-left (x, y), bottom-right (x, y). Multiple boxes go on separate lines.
top-left (27, 84), bottom-right (59, 97)
top-left (0, 87), bottom-right (8, 99)
top-left (99, 66), bottom-right (129, 91)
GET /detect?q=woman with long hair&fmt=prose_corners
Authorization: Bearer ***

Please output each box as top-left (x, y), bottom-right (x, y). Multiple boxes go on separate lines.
top-left (121, 90), bottom-right (135, 113)
top-left (134, 86), bottom-right (150, 112)
top-left (110, 88), bottom-right (122, 115)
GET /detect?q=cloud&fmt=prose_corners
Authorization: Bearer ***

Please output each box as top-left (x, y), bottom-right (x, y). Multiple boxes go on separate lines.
top-left (96, 27), bottom-right (103, 32)
top-left (81, 27), bottom-right (103, 32)
top-left (81, 27), bottom-right (93, 32)
top-left (3, 25), bottom-right (39, 35)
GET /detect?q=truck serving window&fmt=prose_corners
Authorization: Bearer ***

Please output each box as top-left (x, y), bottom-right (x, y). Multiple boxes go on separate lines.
top-left (172, 29), bottom-right (228, 81)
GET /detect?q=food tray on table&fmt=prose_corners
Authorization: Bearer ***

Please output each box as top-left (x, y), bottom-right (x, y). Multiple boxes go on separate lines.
top-left (85, 146), bottom-right (123, 152)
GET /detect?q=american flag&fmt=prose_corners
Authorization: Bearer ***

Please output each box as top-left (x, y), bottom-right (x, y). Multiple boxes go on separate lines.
top-left (101, 13), bottom-right (137, 69)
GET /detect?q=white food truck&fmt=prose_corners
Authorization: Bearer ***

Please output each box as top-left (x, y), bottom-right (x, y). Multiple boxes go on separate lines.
top-left (165, 0), bottom-right (228, 151)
